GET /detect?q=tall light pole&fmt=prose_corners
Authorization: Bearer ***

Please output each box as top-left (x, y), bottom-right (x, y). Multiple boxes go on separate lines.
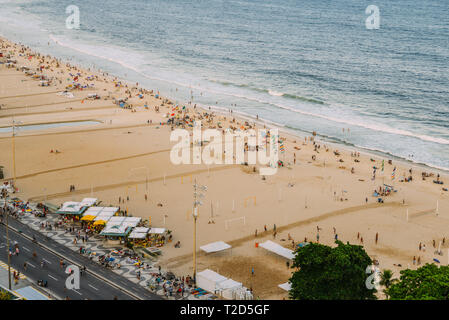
top-left (192, 179), bottom-right (206, 285)
top-left (11, 118), bottom-right (21, 188)
top-left (1, 189), bottom-right (11, 290)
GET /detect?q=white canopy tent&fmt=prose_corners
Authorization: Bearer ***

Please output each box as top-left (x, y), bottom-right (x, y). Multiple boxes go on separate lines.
top-left (197, 269), bottom-right (251, 300)
top-left (58, 201), bottom-right (81, 213)
top-left (217, 279), bottom-right (243, 300)
top-left (94, 210), bottom-right (117, 222)
top-left (258, 240), bottom-right (294, 260)
top-left (84, 206), bottom-right (118, 218)
top-left (79, 198), bottom-right (97, 207)
top-left (278, 282), bottom-right (292, 292)
top-left (102, 217), bottom-right (142, 237)
top-left (133, 227), bottom-right (149, 233)
top-left (196, 269), bottom-right (228, 294)
top-left (200, 241), bottom-right (231, 253)
top-left (148, 228), bottom-right (166, 234)
top-left (121, 217), bottom-right (141, 228)
top-left (128, 231), bottom-right (147, 239)
top-left (107, 216), bottom-right (126, 225)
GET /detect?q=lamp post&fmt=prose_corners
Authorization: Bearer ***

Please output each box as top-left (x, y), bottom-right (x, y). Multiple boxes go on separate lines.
top-left (11, 118), bottom-right (21, 188)
top-left (1, 189), bottom-right (11, 290)
top-left (192, 179), bottom-right (206, 286)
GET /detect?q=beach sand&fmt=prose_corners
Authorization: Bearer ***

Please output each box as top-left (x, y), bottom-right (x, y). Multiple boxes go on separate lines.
top-left (1, 37), bottom-right (448, 299)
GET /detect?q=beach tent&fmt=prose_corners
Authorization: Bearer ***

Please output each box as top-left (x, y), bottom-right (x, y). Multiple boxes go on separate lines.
top-left (94, 211), bottom-right (116, 222)
top-left (93, 220), bottom-right (106, 226)
top-left (217, 279), bottom-right (243, 300)
top-left (90, 206), bottom-right (118, 214)
top-left (258, 240), bottom-right (295, 260)
top-left (128, 227), bottom-right (149, 239)
top-left (82, 206), bottom-right (102, 217)
top-left (100, 224), bottom-right (132, 237)
top-left (56, 198), bottom-right (97, 215)
top-left (196, 269), bottom-right (228, 294)
top-left (278, 282), bottom-right (292, 292)
top-left (148, 228), bottom-right (166, 234)
top-left (56, 201), bottom-right (88, 216)
top-left (121, 217), bottom-right (141, 228)
top-left (79, 198), bottom-right (97, 207)
top-left (80, 215), bottom-right (96, 222)
top-left (128, 230), bottom-right (148, 239)
top-left (107, 216), bottom-right (126, 224)
top-left (133, 227), bottom-right (149, 233)
top-left (200, 241), bottom-right (231, 254)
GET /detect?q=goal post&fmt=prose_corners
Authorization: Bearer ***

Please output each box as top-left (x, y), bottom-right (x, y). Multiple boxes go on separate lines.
top-left (225, 216), bottom-right (246, 230)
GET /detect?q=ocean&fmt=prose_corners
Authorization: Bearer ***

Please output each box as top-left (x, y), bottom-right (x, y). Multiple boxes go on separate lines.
top-left (1, 0), bottom-right (448, 171)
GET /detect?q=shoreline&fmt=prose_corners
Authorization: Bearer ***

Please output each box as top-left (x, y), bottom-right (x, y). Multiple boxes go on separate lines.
top-left (1, 34), bottom-right (447, 177)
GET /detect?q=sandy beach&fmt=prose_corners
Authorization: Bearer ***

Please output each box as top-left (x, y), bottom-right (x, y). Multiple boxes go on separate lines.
top-left (1, 37), bottom-right (448, 299)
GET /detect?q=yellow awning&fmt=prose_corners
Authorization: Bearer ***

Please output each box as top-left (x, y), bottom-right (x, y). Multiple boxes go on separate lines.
top-left (80, 215), bottom-right (95, 221)
top-left (93, 220), bottom-right (106, 226)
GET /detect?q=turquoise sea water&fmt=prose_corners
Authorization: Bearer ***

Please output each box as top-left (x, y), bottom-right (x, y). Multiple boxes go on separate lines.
top-left (0, 0), bottom-right (448, 170)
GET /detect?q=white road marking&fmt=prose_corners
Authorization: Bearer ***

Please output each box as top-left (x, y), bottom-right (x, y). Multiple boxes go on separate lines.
top-left (88, 284), bottom-right (99, 291)
top-left (73, 289), bottom-right (82, 296)
top-left (22, 247), bottom-right (30, 252)
top-left (48, 274), bottom-right (58, 281)
top-left (27, 262), bottom-right (36, 268)
top-left (43, 258), bottom-right (52, 264)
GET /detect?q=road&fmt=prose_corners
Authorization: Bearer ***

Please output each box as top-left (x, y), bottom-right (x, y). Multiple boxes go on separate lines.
top-left (0, 217), bottom-right (163, 300)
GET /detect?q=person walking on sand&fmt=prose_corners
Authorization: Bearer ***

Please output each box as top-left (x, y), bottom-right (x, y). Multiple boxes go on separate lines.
top-left (417, 256), bottom-right (421, 265)
top-left (316, 232), bottom-right (320, 243)
top-left (419, 242), bottom-right (422, 251)
top-left (255, 229), bottom-right (257, 238)
top-left (264, 225), bottom-right (267, 232)
top-left (413, 256), bottom-right (416, 265)
top-left (360, 237), bottom-right (363, 244)
top-left (375, 232), bottom-right (378, 245)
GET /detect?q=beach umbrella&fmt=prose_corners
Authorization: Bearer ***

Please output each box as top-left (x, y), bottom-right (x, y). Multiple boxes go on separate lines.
top-left (93, 220), bottom-right (106, 226)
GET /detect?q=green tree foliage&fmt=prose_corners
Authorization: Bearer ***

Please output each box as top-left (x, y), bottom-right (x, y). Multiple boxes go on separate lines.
top-left (0, 289), bottom-right (13, 300)
top-left (288, 240), bottom-right (376, 300)
top-left (386, 264), bottom-right (449, 300)
top-left (379, 269), bottom-right (396, 299)
top-left (379, 269), bottom-right (394, 288)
